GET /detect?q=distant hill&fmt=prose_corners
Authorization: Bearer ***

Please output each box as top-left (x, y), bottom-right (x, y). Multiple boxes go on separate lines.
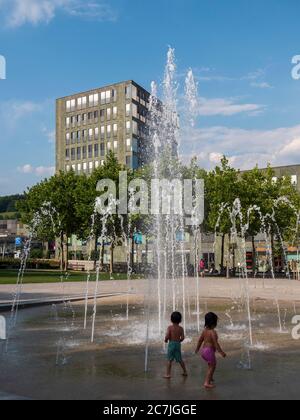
top-left (0, 194), bottom-right (24, 220)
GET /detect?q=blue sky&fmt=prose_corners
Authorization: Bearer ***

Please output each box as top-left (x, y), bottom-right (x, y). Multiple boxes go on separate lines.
top-left (1, 0), bottom-right (300, 194)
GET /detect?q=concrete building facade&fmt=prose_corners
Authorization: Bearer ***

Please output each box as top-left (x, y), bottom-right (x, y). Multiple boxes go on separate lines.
top-left (56, 80), bottom-right (150, 174)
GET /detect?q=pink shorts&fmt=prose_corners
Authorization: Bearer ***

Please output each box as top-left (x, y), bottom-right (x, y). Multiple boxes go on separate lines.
top-left (201, 347), bottom-right (216, 366)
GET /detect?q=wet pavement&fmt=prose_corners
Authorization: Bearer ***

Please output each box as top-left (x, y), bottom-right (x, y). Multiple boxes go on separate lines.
top-left (0, 296), bottom-right (299, 400)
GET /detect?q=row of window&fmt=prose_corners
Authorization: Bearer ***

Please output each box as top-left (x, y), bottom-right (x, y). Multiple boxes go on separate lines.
top-left (66, 156), bottom-right (134, 173)
top-left (66, 89), bottom-right (117, 112)
top-left (66, 85), bottom-right (150, 114)
top-left (65, 121), bottom-right (140, 144)
top-left (66, 125), bottom-right (119, 144)
top-left (65, 139), bottom-right (134, 161)
top-left (272, 175), bottom-right (298, 185)
top-left (65, 106), bottom-right (118, 128)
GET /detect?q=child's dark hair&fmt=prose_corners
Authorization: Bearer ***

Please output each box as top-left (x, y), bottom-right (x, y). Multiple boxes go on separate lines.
top-left (171, 312), bottom-right (182, 324)
top-left (205, 312), bottom-right (218, 329)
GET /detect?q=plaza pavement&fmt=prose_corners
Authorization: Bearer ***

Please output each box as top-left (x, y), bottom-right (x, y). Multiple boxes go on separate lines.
top-left (1, 277), bottom-right (300, 308)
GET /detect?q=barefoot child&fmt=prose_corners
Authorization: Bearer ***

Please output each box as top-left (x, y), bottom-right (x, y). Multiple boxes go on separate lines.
top-left (195, 312), bottom-right (226, 389)
top-left (164, 312), bottom-right (188, 379)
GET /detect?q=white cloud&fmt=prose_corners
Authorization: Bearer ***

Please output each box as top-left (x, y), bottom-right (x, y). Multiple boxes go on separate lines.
top-left (198, 97), bottom-right (265, 117)
top-left (18, 164), bottom-right (55, 177)
top-left (196, 67), bottom-right (273, 90)
top-left (180, 124), bottom-right (300, 170)
top-left (42, 127), bottom-right (55, 144)
top-left (0, 0), bottom-right (117, 28)
top-left (251, 82), bottom-right (273, 89)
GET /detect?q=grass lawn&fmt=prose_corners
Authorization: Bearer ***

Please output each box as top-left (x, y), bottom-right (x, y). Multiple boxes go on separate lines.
top-left (0, 270), bottom-right (142, 285)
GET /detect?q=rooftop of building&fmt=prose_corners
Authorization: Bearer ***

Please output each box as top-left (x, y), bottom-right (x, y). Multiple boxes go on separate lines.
top-left (56, 80), bottom-right (151, 101)
top-left (241, 163), bottom-right (300, 173)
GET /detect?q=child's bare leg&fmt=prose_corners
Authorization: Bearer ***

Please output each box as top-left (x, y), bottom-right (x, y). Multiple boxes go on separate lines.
top-left (204, 364), bottom-right (216, 389)
top-left (209, 364), bottom-right (216, 384)
top-left (180, 361), bottom-right (188, 376)
top-left (164, 361), bottom-right (172, 378)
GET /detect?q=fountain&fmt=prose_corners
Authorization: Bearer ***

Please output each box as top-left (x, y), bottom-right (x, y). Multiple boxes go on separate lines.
top-left (1, 47), bottom-right (300, 400)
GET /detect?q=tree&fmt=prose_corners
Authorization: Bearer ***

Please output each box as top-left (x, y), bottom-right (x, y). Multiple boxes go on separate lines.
top-left (205, 157), bottom-right (241, 273)
top-left (18, 170), bottom-right (83, 271)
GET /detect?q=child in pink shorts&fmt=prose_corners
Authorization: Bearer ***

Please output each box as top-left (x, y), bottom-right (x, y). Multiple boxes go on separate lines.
top-left (195, 312), bottom-right (226, 389)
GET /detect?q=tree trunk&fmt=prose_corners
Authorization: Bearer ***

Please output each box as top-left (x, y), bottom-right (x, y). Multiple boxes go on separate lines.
top-left (252, 236), bottom-right (256, 277)
top-left (220, 234), bottom-right (225, 274)
top-left (60, 231), bottom-right (64, 271)
top-left (94, 235), bottom-right (98, 270)
top-left (64, 236), bottom-right (69, 272)
top-left (101, 244), bottom-right (105, 269)
top-left (131, 235), bottom-right (135, 273)
top-left (271, 234), bottom-right (275, 274)
top-left (110, 243), bottom-right (114, 275)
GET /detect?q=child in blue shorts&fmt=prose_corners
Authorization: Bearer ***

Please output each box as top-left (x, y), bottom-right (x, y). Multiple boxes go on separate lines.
top-left (164, 312), bottom-right (188, 379)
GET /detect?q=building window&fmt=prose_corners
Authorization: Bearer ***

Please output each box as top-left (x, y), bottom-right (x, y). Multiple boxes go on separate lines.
top-left (125, 85), bottom-right (131, 99)
top-left (66, 165), bottom-right (70, 172)
top-left (94, 110), bottom-right (99, 122)
top-left (100, 109), bottom-right (105, 122)
top-left (133, 121), bottom-right (138, 136)
top-left (72, 164), bottom-right (76, 171)
top-left (83, 162), bottom-right (87, 171)
top-left (66, 133), bottom-right (70, 145)
top-left (107, 108), bottom-right (111, 120)
top-left (82, 146), bottom-right (87, 159)
top-left (65, 149), bottom-right (70, 160)
top-left (107, 125), bottom-right (111, 138)
top-left (77, 147), bottom-right (81, 160)
top-left (126, 156), bottom-right (132, 167)
top-left (126, 121), bottom-right (131, 134)
top-left (95, 127), bottom-right (99, 140)
top-left (82, 113), bottom-right (87, 125)
top-left (77, 163), bottom-right (81, 172)
top-left (100, 126), bottom-right (105, 139)
top-left (101, 92), bottom-right (106, 105)
top-left (89, 93), bottom-right (99, 107)
top-left (66, 99), bottom-right (75, 112)
top-left (126, 103), bottom-right (131, 117)
top-left (71, 132), bottom-right (76, 144)
top-left (114, 141), bottom-right (118, 150)
top-left (88, 128), bottom-right (93, 141)
top-left (88, 145), bottom-right (93, 158)
top-left (71, 148), bottom-right (76, 161)
top-left (100, 143), bottom-right (105, 156)
top-left (77, 96), bottom-right (87, 110)
top-left (132, 103), bottom-right (138, 118)
top-left (95, 161), bottom-right (99, 169)
top-left (113, 106), bottom-right (118, 118)
top-left (112, 89), bottom-right (117, 102)
top-left (77, 131), bottom-right (81, 143)
top-left (94, 144), bottom-right (99, 157)
top-left (107, 141), bottom-right (111, 151)
top-left (126, 138), bottom-right (131, 151)
top-left (106, 90), bottom-right (111, 104)
top-left (89, 161), bottom-right (93, 171)
top-left (66, 117), bottom-right (70, 129)
top-left (113, 123), bottom-right (118, 134)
